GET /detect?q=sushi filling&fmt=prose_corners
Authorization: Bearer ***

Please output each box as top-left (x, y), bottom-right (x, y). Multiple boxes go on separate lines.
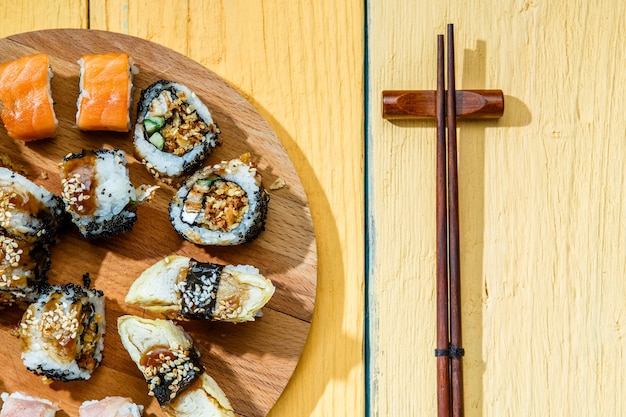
top-left (140, 345), bottom-right (203, 405)
top-left (182, 177), bottom-right (249, 232)
top-left (178, 260), bottom-right (222, 319)
top-left (144, 89), bottom-right (215, 155)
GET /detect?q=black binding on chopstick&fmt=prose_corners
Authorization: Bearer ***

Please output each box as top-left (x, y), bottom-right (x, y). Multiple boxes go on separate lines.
top-left (435, 24), bottom-right (465, 417)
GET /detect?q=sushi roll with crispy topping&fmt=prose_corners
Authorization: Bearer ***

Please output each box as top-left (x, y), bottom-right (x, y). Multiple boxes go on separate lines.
top-left (60, 149), bottom-right (158, 239)
top-left (125, 255), bottom-right (275, 322)
top-left (0, 232), bottom-right (50, 306)
top-left (19, 283), bottom-right (105, 382)
top-left (117, 316), bottom-right (234, 416)
top-left (133, 80), bottom-right (220, 185)
top-left (0, 392), bottom-right (59, 416)
top-left (78, 396), bottom-right (144, 417)
top-left (169, 153), bottom-right (269, 246)
top-left (0, 167), bottom-right (65, 244)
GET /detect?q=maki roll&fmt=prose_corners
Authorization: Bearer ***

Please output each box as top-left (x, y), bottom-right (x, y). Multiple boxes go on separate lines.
top-left (78, 396), bottom-right (144, 417)
top-left (0, 392), bottom-right (59, 416)
top-left (125, 255), bottom-right (275, 323)
top-left (19, 283), bottom-right (105, 382)
top-left (0, 232), bottom-right (50, 306)
top-left (0, 53), bottom-right (57, 141)
top-left (0, 168), bottom-right (64, 305)
top-left (60, 149), bottom-right (158, 239)
top-left (169, 154), bottom-right (269, 246)
top-left (133, 80), bottom-right (220, 184)
top-left (76, 53), bottom-right (137, 132)
top-left (117, 316), bottom-right (234, 416)
top-left (0, 167), bottom-right (65, 244)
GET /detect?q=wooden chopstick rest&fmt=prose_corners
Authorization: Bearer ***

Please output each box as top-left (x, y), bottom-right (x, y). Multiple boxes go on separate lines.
top-left (382, 89), bottom-right (504, 120)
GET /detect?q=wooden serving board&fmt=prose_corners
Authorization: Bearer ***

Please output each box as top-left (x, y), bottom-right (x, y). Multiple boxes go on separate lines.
top-left (0, 29), bottom-right (316, 417)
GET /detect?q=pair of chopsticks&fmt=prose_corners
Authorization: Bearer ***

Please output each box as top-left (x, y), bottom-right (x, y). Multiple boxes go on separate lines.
top-left (435, 24), bottom-right (464, 417)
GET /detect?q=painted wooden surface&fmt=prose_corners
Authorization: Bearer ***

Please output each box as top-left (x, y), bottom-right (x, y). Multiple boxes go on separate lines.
top-left (0, 1), bottom-right (364, 417)
top-left (368, 1), bottom-right (626, 416)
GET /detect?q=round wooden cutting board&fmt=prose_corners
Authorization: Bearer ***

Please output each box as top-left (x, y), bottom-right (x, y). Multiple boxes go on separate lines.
top-left (0, 29), bottom-right (316, 417)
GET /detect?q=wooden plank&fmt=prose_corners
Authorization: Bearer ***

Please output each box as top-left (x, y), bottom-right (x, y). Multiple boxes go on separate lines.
top-left (368, 1), bottom-right (626, 416)
top-left (0, 0), bottom-right (87, 36)
top-left (90, 1), bottom-right (365, 417)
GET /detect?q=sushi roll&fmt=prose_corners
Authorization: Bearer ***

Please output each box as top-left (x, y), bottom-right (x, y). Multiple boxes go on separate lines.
top-left (76, 53), bottom-right (137, 132)
top-left (118, 316), bottom-right (234, 416)
top-left (169, 154), bottom-right (269, 246)
top-left (0, 167), bottom-right (65, 244)
top-left (0, 54), bottom-right (57, 141)
top-left (125, 255), bottom-right (275, 323)
top-left (0, 232), bottom-right (50, 306)
top-left (60, 149), bottom-right (158, 239)
top-left (78, 396), bottom-right (144, 417)
top-left (19, 283), bottom-right (105, 382)
top-left (0, 392), bottom-right (59, 416)
top-left (133, 80), bottom-right (220, 184)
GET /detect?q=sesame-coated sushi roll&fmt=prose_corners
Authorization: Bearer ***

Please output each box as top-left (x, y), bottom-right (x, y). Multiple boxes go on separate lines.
top-left (0, 53), bottom-right (57, 141)
top-left (125, 255), bottom-right (275, 323)
top-left (60, 149), bottom-right (158, 239)
top-left (118, 315), bottom-right (233, 416)
top-left (133, 80), bottom-right (220, 185)
top-left (78, 396), bottom-right (144, 417)
top-left (0, 232), bottom-right (50, 306)
top-left (76, 53), bottom-right (137, 132)
top-left (169, 153), bottom-right (269, 246)
top-left (0, 392), bottom-right (60, 416)
top-left (0, 167), bottom-right (65, 244)
top-left (19, 283), bottom-right (105, 382)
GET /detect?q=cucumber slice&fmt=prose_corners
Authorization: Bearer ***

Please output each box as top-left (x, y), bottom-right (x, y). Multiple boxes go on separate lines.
top-left (148, 132), bottom-right (165, 150)
top-left (144, 116), bottom-right (165, 135)
top-left (196, 175), bottom-right (220, 189)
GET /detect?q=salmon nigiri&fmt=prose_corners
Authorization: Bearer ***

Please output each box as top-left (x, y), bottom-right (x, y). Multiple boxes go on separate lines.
top-left (76, 52), bottom-right (136, 132)
top-left (0, 54), bottom-right (57, 141)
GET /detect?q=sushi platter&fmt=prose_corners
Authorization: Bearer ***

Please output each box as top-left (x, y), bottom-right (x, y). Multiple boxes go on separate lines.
top-left (0, 29), bottom-right (316, 416)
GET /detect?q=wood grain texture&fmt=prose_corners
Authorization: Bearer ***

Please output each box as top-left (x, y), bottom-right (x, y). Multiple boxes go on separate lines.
top-left (0, 0), bottom-right (88, 35)
top-left (368, 1), bottom-right (626, 416)
top-left (0, 29), bottom-right (315, 417)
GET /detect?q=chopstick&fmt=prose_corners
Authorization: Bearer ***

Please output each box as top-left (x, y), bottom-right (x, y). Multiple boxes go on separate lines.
top-left (435, 24), bottom-right (465, 417)
top-left (446, 23), bottom-right (465, 417)
top-left (435, 33), bottom-right (451, 417)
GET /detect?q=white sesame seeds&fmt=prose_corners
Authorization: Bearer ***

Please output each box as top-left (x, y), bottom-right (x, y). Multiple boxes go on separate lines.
top-left (142, 346), bottom-right (201, 400)
top-left (61, 173), bottom-right (90, 213)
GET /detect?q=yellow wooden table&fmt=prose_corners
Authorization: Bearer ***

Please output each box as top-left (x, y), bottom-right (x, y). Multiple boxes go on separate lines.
top-left (4, 1), bottom-right (624, 416)
top-left (0, 1), bottom-right (364, 416)
top-left (368, 1), bottom-right (626, 416)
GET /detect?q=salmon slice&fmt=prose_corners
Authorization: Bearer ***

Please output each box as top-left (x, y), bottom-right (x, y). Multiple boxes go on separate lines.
top-left (76, 53), bottom-right (135, 132)
top-left (0, 54), bottom-right (57, 141)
